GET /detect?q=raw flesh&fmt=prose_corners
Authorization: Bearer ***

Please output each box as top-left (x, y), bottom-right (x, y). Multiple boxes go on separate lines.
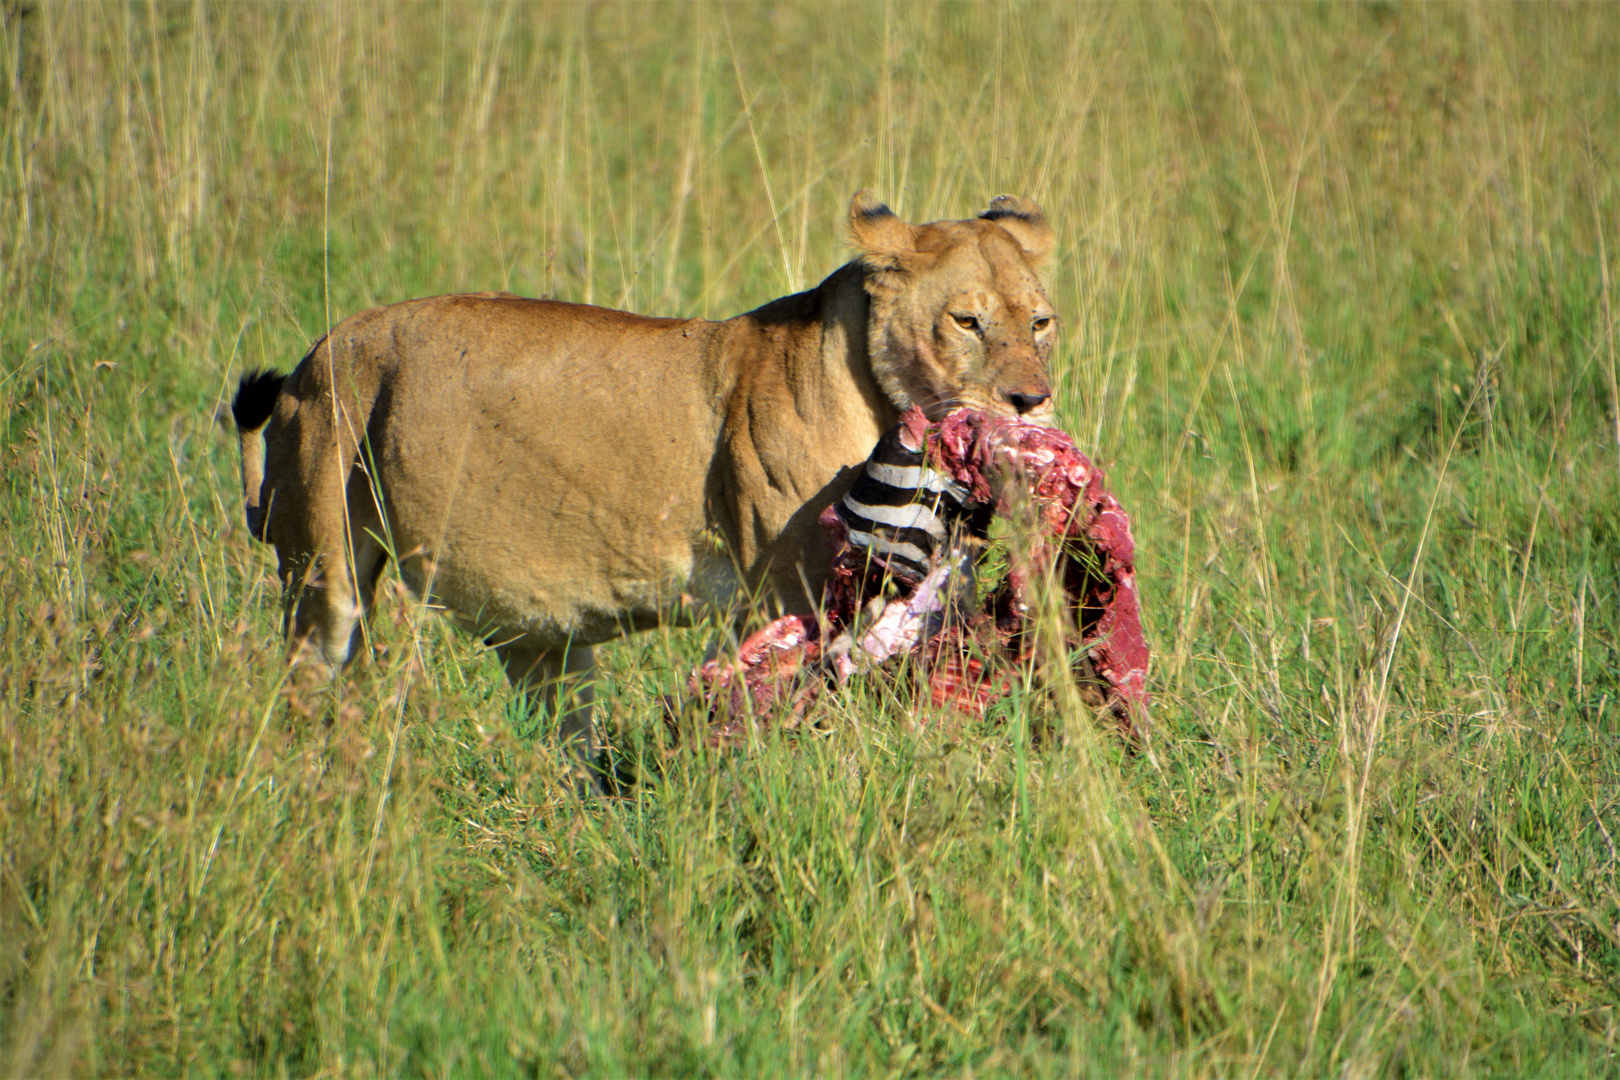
top-left (681, 407), bottom-right (1150, 745)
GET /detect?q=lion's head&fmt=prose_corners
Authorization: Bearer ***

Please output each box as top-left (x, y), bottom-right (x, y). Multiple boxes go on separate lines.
top-left (849, 190), bottom-right (1058, 424)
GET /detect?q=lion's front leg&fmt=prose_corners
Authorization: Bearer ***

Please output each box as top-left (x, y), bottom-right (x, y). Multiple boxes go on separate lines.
top-left (495, 640), bottom-right (601, 793)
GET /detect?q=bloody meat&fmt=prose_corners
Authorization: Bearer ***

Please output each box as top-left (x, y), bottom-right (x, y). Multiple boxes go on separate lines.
top-left (679, 406), bottom-right (1150, 745)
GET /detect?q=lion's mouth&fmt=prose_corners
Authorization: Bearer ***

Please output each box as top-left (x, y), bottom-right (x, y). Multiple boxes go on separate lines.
top-left (917, 391), bottom-right (998, 423)
top-left (927, 394), bottom-right (1051, 426)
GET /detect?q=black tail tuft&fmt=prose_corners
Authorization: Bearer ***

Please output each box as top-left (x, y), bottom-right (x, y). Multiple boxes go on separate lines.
top-left (232, 368), bottom-right (285, 432)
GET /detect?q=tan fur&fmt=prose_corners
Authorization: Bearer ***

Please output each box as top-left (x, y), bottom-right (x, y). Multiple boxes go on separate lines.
top-left (236, 193), bottom-right (1060, 782)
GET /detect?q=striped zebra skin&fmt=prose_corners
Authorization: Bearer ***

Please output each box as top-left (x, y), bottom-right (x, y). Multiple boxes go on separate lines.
top-left (837, 427), bottom-right (991, 581)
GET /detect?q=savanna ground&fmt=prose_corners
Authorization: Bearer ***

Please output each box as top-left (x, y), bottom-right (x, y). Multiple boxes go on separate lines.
top-left (3, 3), bottom-right (1618, 1076)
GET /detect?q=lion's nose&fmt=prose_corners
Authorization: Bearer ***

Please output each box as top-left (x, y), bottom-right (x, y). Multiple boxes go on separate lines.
top-left (1006, 388), bottom-right (1051, 415)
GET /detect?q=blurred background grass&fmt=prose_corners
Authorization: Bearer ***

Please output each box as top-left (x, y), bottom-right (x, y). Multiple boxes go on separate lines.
top-left (2, 2), bottom-right (1618, 1076)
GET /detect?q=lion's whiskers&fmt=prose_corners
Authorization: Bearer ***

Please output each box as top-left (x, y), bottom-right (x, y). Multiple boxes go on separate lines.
top-left (914, 388), bottom-right (967, 420)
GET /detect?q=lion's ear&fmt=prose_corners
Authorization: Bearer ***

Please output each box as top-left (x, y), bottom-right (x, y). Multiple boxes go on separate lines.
top-left (980, 194), bottom-right (1054, 267)
top-left (849, 190), bottom-right (916, 268)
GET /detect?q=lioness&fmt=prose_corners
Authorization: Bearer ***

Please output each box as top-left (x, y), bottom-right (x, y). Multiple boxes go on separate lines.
top-left (233, 191), bottom-right (1059, 782)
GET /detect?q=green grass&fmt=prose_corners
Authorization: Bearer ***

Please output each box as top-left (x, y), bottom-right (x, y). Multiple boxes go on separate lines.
top-left (3, 3), bottom-right (1619, 1076)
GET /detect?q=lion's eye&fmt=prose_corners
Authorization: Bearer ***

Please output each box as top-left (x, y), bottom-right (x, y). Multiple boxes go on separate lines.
top-left (953, 313), bottom-right (982, 334)
top-left (1032, 316), bottom-right (1053, 333)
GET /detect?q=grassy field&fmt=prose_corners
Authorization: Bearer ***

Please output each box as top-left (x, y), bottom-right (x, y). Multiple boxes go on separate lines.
top-left (3, 3), bottom-right (1619, 1076)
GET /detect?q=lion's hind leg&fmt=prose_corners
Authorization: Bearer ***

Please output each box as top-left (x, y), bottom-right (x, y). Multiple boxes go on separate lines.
top-left (496, 640), bottom-right (601, 792)
top-left (275, 456), bottom-right (389, 675)
top-left (281, 527), bottom-right (388, 672)
top-left (266, 369), bottom-right (394, 677)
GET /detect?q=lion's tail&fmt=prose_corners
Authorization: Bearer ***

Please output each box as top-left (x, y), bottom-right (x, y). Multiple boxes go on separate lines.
top-left (231, 367), bottom-right (286, 541)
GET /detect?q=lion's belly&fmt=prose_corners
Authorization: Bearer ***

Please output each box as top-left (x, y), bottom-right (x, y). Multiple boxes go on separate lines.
top-left (373, 403), bottom-right (735, 647)
top-left (381, 478), bottom-right (729, 648)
